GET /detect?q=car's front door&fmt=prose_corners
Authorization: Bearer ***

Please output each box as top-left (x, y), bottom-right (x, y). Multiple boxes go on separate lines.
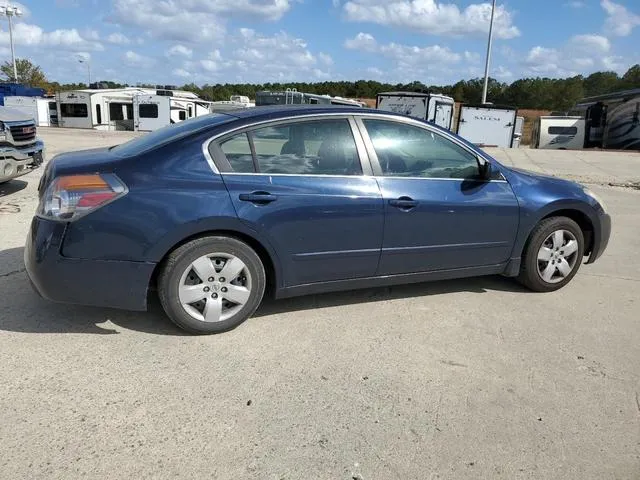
top-left (356, 117), bottom-right (520, 275)
top-left (212, 116), bottom-right (384, 287)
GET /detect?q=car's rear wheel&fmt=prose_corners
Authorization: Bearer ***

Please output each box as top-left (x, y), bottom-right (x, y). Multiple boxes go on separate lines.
top-left (518, 216), bottom-right (585, 292)
top-left (158, 236), bottom-right (266, 334)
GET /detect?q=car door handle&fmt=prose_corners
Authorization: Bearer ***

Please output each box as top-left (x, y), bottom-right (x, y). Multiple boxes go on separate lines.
top-left (389, 197), bottom-right (418, 210)
top-left (239, 192), bottom-right (277, 204)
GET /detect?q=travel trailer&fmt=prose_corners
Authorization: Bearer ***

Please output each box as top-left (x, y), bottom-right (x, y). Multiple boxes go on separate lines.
top-left (531, 116), bottom-right (586, 150)
top-left (255, 89), bottom-right (365, 107)
top-left (512, 116), bottom-right (525, 148)
top-left (57, 87), bottom-right (212, 131)
top-left (132, 93), bottom-right (213, 131)
top-left (57, 87), bottom-right (147, 130)
top-left (574, 88), bottom-right (640, 150)
top-left (375, 92), bottom-right (455, 130)
top-left (3, 95), bottom-right (57, 126)
top-left (456, 105), bottom-right (519, 147)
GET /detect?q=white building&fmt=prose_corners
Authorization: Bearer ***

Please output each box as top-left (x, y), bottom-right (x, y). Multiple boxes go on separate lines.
top-left (3, 96), bottom-right (57, 127)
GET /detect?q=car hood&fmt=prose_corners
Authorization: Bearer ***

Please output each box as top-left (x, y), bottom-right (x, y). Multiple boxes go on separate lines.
top-left (504, 165), bottom-right (582, 188)
top-left (0, 106), bottom-right (34, 122)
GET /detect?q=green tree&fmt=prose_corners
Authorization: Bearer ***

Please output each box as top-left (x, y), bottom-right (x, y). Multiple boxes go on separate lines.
top-left (621, 64), bottom-right (640, 89)
top-left (0, 58), bottom-right (48, 87)
top-left (583, 71), bottom-right (619, 97)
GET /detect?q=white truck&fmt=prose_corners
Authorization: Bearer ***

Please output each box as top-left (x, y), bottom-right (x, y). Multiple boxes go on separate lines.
top-left (0, 106), bottom-right (45, 183)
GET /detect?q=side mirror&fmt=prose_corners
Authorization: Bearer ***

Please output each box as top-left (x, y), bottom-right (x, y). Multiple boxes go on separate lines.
top-left (478, 157), bottom-right (492, 180)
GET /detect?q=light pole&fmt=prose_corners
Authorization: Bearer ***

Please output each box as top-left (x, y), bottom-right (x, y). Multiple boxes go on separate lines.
top-left (0, 4), bottom-right (23, 82)
top-left (481, 0), bottom-right (496, 104)
top-left (78, 58), bottom-right (91, 85)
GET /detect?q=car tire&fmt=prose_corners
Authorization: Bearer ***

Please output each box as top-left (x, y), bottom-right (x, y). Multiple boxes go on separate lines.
top-left (158, 236), bottom-right (266, 334)
top-left (517, 216), bottom-right (585, 292)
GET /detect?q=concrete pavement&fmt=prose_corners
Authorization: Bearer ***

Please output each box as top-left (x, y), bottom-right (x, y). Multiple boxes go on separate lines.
top-left (0, 129), bottom-right (639, 479)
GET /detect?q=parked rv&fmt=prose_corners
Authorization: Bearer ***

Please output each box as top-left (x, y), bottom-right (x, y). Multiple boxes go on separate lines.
top-left (255, 89), bottom-right (364, 107)
top-left (132, 93), bottom-right (213, 131)
top-left (57, 86), bottom-right (213, 131)
top-left (574, 88), bottom-right (640, 150)
top-left (0, 106), bottom-right (45, 183)
top-left (375, 92), bottom-right (455, 130)
top-left (531, 116), bottom-right (586, 150)
top-left (456, 105), bottom-right (519, 148)
top-left (4, 96), bottom-right (57, 127)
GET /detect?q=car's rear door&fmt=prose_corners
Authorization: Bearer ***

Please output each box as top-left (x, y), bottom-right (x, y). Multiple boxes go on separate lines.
top-left (209, 115), bottom-right (384, 287)
top-left (355, 116), bottom-right (520, 275)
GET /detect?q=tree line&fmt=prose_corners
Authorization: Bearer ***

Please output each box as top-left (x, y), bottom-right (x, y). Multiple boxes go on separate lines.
top-left (3, 59), bottom-right (640, 112)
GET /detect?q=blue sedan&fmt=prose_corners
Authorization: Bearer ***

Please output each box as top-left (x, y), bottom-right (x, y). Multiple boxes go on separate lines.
top-left (25, 106), bottom-right (611, 334)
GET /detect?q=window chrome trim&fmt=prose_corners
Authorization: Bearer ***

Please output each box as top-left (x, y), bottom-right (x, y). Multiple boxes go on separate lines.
top-left (201, 111), bottom-right (505, 181)
top-left (202, 113), bottom-right (373, 177)
top-left (219, 172), bottom-right (507, 182)
top-left (352, 114), bottom-right (506, 182)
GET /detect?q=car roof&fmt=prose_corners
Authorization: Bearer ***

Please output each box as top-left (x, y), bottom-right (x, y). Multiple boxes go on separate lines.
top-left (221, 104), bottom-right (394, 121)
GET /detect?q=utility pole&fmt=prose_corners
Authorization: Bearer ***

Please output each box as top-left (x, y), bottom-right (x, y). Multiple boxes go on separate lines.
top-left (78, 58), bottom-right (91, 85)
top-left (481, 0), bottom-right (497, 104)
top-left (0, 5), bottom-right (23, 82)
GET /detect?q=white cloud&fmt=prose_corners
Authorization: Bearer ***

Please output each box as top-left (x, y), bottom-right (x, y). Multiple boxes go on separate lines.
top-left (176, 29), bottom-right (329, 82)
top-left (601, 0), bottom-right (640, 36)
top-left (565, 1), bottom-right (585, 8)
top-left (494, 65), bottom-right (513, 79)
top-left (568, 34), bottom-right (610, 54)
top-left (464, 51), bottom-right (481, 63)
top-left (366, 66), bottom-right (384, 77)
top-left (173, 68), bottom-right (192, 78)
top-left (525, 33), bottom-right (621, 76)
top-left (318, 52), bottom-right (334, 66)
top-left (167, 44), bottom-right (193, 58)
top-left (110, 0), bottom-right (294, 42)
top-left (0, 22), bottom-right (104, 51)
top-left (107, 32), bottom-right (131, 45)
top-left (344, 32), bottom-right (377, 52)
top-left (345, 32), bottom-right (461, 65)
top-left (122, 50), bottom-right (155, 68)
top-left (342, 0), bottom-right (520, 39)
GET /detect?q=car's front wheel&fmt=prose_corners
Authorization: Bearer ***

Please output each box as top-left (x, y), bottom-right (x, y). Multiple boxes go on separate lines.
top-left (518, 216), bottom-right (585, 292)
top-left (158, 236), bottom-right (266, 334)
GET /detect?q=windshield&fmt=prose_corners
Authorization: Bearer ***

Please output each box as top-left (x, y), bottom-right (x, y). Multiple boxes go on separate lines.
top-left (111, 113), bottom-right (234, 157)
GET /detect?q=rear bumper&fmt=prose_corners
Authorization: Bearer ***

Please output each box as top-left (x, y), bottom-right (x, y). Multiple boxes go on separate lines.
top-left (24, 216), bottom-right (156, 311)
top-left (586, 212), bottom-right (611, 264)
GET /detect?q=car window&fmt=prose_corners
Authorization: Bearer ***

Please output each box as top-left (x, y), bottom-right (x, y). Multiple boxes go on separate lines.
top-left (363, 119), bottom-right (479, 179)
top-left (220, 133), bottom-right (255, 173)
top-left (247, 119), bottom-right (362, 175)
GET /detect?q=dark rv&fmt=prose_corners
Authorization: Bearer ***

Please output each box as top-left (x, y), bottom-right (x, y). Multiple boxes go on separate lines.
top-left (574, 88), bottom-right (640, 151)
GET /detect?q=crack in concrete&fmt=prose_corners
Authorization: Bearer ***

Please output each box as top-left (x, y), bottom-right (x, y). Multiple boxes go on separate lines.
top-left (0, 268), bottom-right (26, 278)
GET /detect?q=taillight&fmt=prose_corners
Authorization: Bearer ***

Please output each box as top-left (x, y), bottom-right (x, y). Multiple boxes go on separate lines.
top-left (37, 173), bottom-right (127, 221)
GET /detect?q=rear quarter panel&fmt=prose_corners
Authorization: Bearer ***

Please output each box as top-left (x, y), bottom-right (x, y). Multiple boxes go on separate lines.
top-left (60, 128), bottom-right (281, 274)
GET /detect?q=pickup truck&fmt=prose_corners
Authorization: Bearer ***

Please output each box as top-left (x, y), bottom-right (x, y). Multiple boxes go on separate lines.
top-left (0, 106), bottom-right (45, 183)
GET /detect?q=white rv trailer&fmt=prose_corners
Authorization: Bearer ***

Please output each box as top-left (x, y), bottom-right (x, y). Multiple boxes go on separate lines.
top-left (3, 96), bottom-right (57, 126)
top-left (531, 116), bottom-right (586, 150)
top-left (573, 88), bottom-right (640, 150)
top-left (56, 88), bottom-right (150, 130)
top-left (375, 92), bottom-right (455, 130)
top-left (255, 89), bottom-right (365, 107)
top-left (230, 95), bottom-right (255, 107)
top-left (132, 92), bottom-right (214, 131)
top-left (57, 87), bottom-right (213, 131)
top-left (456, 105), bottom-right (518, 147)
top-left (512, 116), bottom-right (524, 148)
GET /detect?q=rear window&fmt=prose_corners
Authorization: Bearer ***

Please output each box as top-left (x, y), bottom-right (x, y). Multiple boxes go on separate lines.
top-left (548, 126), bottom-right (578, 135)
top-left (111, 113), bottom-right (233, 157)
top-left (61, 103), bottom-right (88, 118)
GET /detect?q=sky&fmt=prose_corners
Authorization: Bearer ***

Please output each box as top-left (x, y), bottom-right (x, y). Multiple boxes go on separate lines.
top-left (0, 0), bottom-right (639, 86)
